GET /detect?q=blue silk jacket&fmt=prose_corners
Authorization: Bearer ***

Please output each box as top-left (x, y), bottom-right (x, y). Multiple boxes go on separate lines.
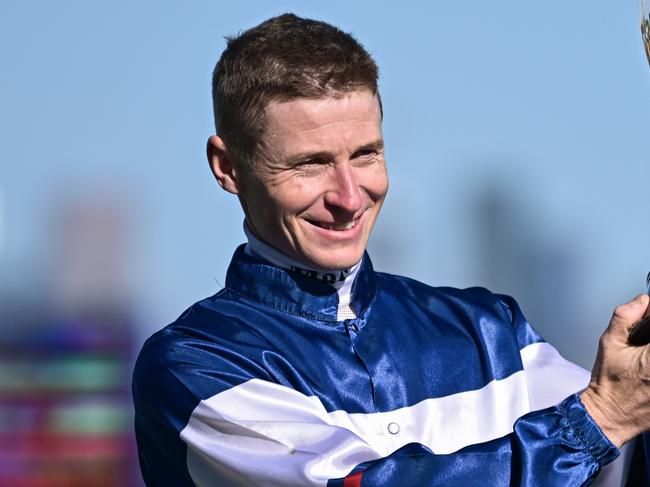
top-left (132, 246), bottom-right (649, 486)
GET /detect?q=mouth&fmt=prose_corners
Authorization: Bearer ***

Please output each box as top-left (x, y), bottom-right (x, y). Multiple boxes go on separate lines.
top-left (307, 217), bottom-right (360, 232)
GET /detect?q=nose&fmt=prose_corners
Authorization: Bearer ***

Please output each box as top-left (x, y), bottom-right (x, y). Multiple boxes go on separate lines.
top-left (324, 163), bottom-right (363, 215)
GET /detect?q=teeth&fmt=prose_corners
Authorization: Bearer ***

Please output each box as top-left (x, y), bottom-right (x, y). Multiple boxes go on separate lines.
top-left (318, 220), bottom-right (357, 231)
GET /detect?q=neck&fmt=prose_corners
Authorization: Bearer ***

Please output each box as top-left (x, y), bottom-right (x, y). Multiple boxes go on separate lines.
top-left (243, 221), bottom-right (361, 287)
top-left (243, 221), bottom-right (360, 320)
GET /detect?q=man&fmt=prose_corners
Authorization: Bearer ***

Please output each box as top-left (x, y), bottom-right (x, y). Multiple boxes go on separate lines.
top-left (132, 13), bottom-right (650, 486)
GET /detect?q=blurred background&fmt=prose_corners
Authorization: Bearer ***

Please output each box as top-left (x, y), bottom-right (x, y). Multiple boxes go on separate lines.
top-left (1, 0), bottom-right (648, 484)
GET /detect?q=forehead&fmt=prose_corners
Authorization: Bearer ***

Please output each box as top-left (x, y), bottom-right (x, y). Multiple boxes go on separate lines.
top-left (259, 90), bottom-right (383, 158)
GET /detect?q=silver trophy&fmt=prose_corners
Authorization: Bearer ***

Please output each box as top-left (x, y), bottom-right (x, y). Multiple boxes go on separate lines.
top-left (627, 2), bottom-right (650, 344)
top-left (642, 0), bottom-right (650, 66)
top-left (628, 275), bottom-right (650, 344)
top-left (639, 1), bottom-right (649, 297)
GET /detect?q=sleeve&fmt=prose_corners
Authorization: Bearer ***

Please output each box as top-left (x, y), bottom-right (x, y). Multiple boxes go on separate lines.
top-left (133, 333), bottom-right (212, 487)
top-left (511, 394), bottom-right (619, 485)
top-left (132, 331), bottom-right (385, 487)
top-left (328, 396), bottom-right (621, 487)
top-left (496, 294), bottom-right (647, 486)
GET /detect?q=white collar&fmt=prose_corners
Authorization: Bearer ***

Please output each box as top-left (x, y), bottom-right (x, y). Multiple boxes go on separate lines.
top-left (243, 221), bottom-right (360, 320)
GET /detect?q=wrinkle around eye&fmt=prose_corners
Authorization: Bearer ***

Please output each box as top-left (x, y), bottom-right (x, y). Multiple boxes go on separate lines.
top-left (293, 162), bottom-right (329, 177)
top-left (250, 160), bottom-right (300, 186)
top-left (351, 154), bottom-right (384, 168)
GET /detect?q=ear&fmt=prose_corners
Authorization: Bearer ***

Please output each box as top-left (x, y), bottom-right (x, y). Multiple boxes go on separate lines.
top-left (207, 135), bottom-right (241, 195)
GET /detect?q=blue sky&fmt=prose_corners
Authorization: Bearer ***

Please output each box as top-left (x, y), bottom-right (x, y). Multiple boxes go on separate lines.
top-left (1, 1), bottom-right (649, 366)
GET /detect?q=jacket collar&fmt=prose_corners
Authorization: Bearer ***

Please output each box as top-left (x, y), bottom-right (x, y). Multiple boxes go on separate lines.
top-left (225, 245), bottom-right (377, 322)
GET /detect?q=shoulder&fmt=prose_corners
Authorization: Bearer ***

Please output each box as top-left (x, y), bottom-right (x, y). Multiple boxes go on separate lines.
top-left (132, 292), bottom-right (272, 410)
top-left (375, 271), bottom-right (508, 313)
top-left (372, 271), bottom-right (543, 348)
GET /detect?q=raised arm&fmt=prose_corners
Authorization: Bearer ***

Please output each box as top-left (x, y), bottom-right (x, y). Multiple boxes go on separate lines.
top-left (580, 294), bottom-right (650, 447)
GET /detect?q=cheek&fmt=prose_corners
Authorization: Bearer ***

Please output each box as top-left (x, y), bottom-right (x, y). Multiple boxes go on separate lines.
top-left (366, 166), bottom-right (389, 201)
top-left (269, 183), bottom-right (323, 217)
top-left (245, 190), bottom-right (288, 230)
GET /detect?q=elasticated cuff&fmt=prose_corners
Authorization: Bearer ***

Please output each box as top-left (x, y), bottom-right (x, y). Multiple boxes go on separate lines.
top-left (558, 393), bottom-right (620, 467)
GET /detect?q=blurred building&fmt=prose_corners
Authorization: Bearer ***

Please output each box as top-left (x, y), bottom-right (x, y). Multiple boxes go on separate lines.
top-left (475, 183), bottom-right (591, 367)
top-left (0, 194), bottom-right (140, 486)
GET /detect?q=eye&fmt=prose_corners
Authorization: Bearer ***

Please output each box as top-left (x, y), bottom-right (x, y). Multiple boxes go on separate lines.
top-left (292, 158), bottom-right (329, 176)
top-left (352, 149), bottom-right (375, 159)
top-left (295, 158), bottom-right (323, 167)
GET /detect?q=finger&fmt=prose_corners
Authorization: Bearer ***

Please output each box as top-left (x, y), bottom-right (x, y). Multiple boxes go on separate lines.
top-left (609, 294), bottom-right (650, 337)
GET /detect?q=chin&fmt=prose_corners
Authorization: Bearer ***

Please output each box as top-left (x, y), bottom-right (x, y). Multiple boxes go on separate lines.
top-left (304, 248), bottom-right (365, 270)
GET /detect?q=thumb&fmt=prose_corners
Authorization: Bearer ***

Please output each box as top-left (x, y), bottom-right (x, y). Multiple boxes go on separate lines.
top-left (608, 294), bottom-right (650, 336)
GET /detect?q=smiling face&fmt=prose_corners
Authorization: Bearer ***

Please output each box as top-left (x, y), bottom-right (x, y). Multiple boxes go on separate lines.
top-left (210, 90), bottom-right (388, 270)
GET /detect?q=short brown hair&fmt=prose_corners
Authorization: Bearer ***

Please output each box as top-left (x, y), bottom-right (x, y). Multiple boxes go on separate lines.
top-left (212, 13), bottom-right (380, 164)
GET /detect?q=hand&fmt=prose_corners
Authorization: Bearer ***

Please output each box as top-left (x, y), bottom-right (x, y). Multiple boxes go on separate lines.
top-left (580, 294), bottom-right (650, 447)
